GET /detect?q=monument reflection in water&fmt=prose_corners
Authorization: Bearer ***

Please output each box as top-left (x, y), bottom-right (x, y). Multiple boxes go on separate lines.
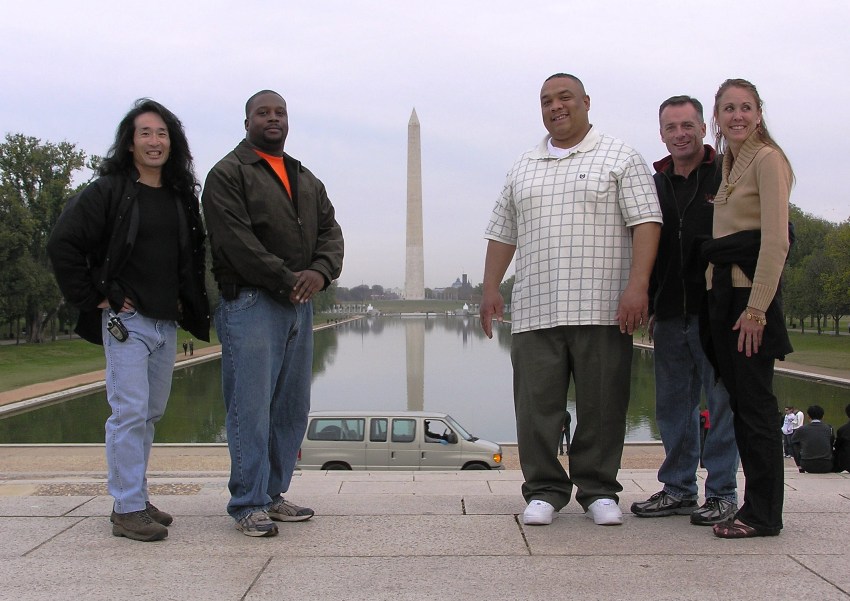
top-left (1, 316), bottom-right (849, 444)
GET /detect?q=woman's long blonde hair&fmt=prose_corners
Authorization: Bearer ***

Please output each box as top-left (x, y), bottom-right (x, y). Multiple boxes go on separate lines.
top-left (711, 78), bottom-right (795, 184)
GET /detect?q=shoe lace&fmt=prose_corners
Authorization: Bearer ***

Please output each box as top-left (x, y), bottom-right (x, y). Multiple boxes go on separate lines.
top-left (134, 510), bottom-right (154, 524)
top-left (704, 498), bottom-right (730, 511)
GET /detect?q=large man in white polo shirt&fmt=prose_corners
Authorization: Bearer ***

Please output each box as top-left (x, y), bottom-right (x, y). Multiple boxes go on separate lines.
top-left (480, 73), bottom-right (662, 526)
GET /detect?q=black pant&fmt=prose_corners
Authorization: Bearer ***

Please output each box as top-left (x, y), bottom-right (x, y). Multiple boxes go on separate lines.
top-left (709, 288), bottom-right (784, 534)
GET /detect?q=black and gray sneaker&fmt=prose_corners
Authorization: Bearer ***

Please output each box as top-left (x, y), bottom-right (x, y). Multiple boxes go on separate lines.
top-left (235, 510), bottom-right (279, 537)
top-left (690, 497), bottom-right (737, 526)
top-left (268, 497), bottom-right (314, 522)
top-left (631, 491), bottom-right (697, 517)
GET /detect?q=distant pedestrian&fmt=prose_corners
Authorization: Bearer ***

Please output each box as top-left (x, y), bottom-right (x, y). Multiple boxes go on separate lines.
top-left (699, 408), bottom-right (710, 468)
top-left (781, 406), bottom-right (796, 458)
top-left (559, 410), bottom-right (572, 456)
top-left (188, 339), bottom-right (194, 356)
top-left (182, 341), bottom-right (188, 356)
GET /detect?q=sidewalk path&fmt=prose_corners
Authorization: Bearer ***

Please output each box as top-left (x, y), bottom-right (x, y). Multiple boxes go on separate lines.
top-left (0, 452), bottom-right (847, 601)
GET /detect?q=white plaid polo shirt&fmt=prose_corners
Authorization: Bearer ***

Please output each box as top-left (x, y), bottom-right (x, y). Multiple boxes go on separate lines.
top-left (485, 127), bottom-right (662, 333)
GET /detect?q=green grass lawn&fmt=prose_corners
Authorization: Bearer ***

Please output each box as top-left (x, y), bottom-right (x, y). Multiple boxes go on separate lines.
top-left (0, 331), bottom-right (219, 393)
top-left (786, 330), bottom-right (850, 371)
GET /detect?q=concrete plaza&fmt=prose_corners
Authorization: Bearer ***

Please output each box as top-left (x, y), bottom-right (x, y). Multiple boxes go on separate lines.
top-left (0, 445), bottom-right (847, 601)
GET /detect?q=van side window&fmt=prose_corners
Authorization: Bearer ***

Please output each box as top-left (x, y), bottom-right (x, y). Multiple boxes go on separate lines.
top-left (424, 419), bottom-right (452, 443)
top-left (308, 418), bottom-right (365, 441)
top-left (391, 418), bottom-right (416, 443)
top-left (370, 418), bottom-right (387, 442)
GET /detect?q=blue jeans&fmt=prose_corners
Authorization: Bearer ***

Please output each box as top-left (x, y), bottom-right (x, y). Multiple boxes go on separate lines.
top-left (215, 288), bottom-right (313, 520)
top-left (653, 315), bottom-right (738, 502)
top-left (102, 310), bottom-right (177, 514)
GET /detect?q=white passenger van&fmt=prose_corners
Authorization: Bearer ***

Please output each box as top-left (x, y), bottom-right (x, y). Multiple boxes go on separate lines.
top-left (297, 411), bottom-right (503, 470)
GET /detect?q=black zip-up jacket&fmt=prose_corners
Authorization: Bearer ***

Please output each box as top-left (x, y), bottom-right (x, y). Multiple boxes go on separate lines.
top-left (47, 172), bottom-right (210, 344)
top-left (201, 140), bottom-right (344, 302)
top-left (649, 146), bottom-right (722, 320)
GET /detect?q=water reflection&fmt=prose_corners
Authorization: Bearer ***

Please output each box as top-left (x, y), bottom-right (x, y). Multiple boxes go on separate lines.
top-left (1, 316), bottom-right (848, 444)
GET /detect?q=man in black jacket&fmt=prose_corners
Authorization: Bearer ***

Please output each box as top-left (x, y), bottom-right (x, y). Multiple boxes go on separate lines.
top-left (202, 90), bottom-right (343, 537)
top-left (792, 405), bottom-right (835, 473)
top-left (48, 99), bottom-right (209, 542)
top-left (631, 96), bottom-right (739, 525)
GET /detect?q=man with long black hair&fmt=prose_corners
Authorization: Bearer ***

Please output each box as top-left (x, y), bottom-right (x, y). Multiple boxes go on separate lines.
top-left (48, 99), bottom-right (209, 541)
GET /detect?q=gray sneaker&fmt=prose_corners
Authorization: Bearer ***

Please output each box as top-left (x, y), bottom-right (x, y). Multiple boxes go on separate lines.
top-left (268, 497), bottom-right (314, 522)
top-left (235, 510), bottom-right (279, 537)
top-left (690, 497), bottom-right (737, 526)
top-left (630, 491), bottom-right (697, 517)
top-left (111, 509), bottom-right (168, 542)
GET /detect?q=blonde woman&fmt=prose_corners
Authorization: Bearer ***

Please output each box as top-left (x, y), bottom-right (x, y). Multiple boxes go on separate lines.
top-left (702, 78), bottom-right (793, 538)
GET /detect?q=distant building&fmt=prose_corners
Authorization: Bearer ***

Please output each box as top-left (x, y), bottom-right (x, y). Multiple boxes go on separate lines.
top-left (430, 273), bottom-right (473, 301)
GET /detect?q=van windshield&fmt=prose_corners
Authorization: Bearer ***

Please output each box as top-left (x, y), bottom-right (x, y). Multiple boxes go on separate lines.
top-left (445, 415), bottom-right (476, 441)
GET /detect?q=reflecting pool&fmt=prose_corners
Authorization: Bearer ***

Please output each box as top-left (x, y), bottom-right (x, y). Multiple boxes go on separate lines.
top-left (1, 316), bottom-right (848, 444)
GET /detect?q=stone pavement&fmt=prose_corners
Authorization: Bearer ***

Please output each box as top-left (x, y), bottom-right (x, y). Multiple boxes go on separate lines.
top-left (0, 446), bottom-right (847, 601)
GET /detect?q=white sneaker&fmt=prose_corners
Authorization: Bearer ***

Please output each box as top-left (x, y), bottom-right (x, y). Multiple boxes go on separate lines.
top-left (523, 500), bottom-right (557, 525)
top-left (585, 498), bottom-right (623, 525)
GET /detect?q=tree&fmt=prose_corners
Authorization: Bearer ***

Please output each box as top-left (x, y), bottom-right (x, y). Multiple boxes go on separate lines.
top-left (0, 134), bottom-right (86, 342)
top-left (823, 222), bottom-right (850, 335)
top-left (313, 281), bottom-right (338, 313)
top-left (499, 275), bottom-right (515, 305)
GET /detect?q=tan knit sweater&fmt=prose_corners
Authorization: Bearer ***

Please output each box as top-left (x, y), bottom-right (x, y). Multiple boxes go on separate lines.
top-left (706, 132), bottom-right (792, 312)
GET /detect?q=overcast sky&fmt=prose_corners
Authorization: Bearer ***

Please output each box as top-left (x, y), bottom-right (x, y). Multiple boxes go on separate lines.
top-left (2, 1), bottom-right (847, 290)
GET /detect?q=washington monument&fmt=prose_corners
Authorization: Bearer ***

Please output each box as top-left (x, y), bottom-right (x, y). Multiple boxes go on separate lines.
top-left (405, 108), bottom-right (425, 300)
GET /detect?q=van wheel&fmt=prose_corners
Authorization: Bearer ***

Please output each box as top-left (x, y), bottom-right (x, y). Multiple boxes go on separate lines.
top-left (324, 462), bottom-right (351, 470)
top-left (462, 463), bottom-right (488, 470)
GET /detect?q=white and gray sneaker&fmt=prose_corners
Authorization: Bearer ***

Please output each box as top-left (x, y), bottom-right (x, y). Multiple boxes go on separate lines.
top-left (585, 498), bottom-right (623, 525)
top-left (523, 500), bottom-right (557, 525)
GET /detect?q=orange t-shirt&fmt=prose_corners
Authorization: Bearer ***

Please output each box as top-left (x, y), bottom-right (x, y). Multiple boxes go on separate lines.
top-left (253, 149), bottom-right (292, 198)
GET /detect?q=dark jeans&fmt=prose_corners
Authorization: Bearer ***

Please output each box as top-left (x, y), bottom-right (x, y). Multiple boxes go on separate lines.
top-left (782, 433), bottom-right (794, 457)
top-left (511, 325), bottom-right (631, 511)
top-left (709, 288), bottom-right (784, 534)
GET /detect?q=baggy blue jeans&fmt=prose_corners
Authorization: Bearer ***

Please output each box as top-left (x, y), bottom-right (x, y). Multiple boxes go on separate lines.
top-left (102, 310), bottom-right (177, 514)
top-left (215, 288), bottom-right (313, 520)
top-left (653, 315), bottom-right (738, 502)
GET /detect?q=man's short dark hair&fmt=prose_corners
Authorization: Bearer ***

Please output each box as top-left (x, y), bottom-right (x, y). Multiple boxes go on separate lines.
top-left (544, 73), bottom-right (586, 95)
top-left (245, 89), bottom-right (283, 117)
top-left (807, 405), bottom-right (825, 420)
top-left (658, 95), bottom-right (704, 121)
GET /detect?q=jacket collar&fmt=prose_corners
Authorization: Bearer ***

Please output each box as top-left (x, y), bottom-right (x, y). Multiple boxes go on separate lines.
top-left (234, 138), bottom-right (300, 170)
top-left (653, 144), bottom-right (717, 175)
